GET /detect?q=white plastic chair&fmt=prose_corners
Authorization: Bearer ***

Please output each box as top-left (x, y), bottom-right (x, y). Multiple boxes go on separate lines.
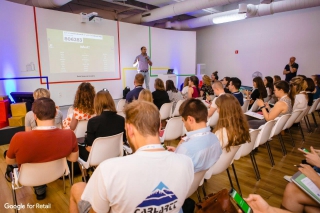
top-left (305, 98), bottom-right (320, 129)
top-left (171, 99), bottom-right (185, 117)
top-left (249, 100), bottom-right (259, 112)
top-left (159, 102), bottom-right (173, 120)
top-left (186, 170), bottom-right (208, 202)
top-left (12, 158), bottom-right (70, 212)
top-left (282, 109), bottom-right (304, 147)
top-left (78, 133), bottom-right (123, 182)
top-left (234, 129), bottom-right (261, 180)
top-left (242, 99), bottom-right (250, 113)
top-left (116, 99), bottom-right (126, 112)
top-left (74, 120), bottom-right (88, 138)
top-left (67, 106), bottom-right (74, 117)
top-left (269, 114), bottom-right (291, 156)
top-left (160, 117), bottom-right (183, 144)
top-left (254, 120), bottom-right (276, 167)
top-left (117, 111), bottom-right (125, 118)
top-left (294, 107), bottom-right (310, 141)
top-left (207, 111), bottom-right (219, 128)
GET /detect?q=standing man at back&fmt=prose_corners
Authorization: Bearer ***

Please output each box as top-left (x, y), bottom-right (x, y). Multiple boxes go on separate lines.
top-left (133, 46), bottom-right (152, 89)
top-left (283, 56), bottom-right (299, 82)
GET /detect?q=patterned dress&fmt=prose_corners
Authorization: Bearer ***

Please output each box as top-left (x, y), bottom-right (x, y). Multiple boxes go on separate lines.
top-left (62, 108), bottom-right (95, 129)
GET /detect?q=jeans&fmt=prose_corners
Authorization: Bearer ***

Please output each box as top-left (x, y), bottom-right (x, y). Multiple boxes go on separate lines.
top-left (138, 71), bottom-right (150, 90)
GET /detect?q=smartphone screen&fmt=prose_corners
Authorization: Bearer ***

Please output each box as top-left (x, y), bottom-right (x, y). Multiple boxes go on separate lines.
top-left (301, 147), bottom-right (310, 153)
top-left (230, 189), bottom-right (252, 213)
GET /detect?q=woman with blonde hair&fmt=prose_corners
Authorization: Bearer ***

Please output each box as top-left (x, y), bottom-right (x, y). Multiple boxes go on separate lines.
top-left (213, 94), bottom-right (250, 151)
top-left (200, 75), bottom-right (214, 100)
top-left (181, 77), bottom-right (190, 98)
top-left (63, 82), bottom-right (96, 129)
top-left (152, 78), bottom-right (170, 109)
top-left (138, 89), bottom-right (153, 103)
top-left (289, 76), bottom-right (308, 111)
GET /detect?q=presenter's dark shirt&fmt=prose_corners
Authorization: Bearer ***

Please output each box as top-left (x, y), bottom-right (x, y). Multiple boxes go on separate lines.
top-left (152, 90), bottom-right (170, 110)
top-left (126, 86), bottom-right (144, 103)
top-left (284, 63), bottom-right (299, 82)
top-left (232, 91), bottom-right (244, 106)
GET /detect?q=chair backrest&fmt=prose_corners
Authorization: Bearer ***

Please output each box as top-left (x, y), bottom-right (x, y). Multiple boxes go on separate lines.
top-left (209, 95), bottom-right (215, 101)
top-left (254, 120), bottom-right (276, 148)
top-left (207, 111), bottom-right (219, 128)
top-left (116, 99), bottom-right (126, 112)
top-left (283, 110), bottom-right (304, 130)
top-left (160, 102), bottom-right (173, 120)
top-left (186, 170), bottom-right (208, 198)
top-left (74, 120), bottom-right (88, 138)
top-left (18, 158), bottom-right (69, 186)
top-left (171, 99), bottom-right (185, 117)
top-left (249, 100), bottom-right (259, 112)
top-left (294, 107), bottom-right (310, 123)
top-left (316, 101), bottom-right (320, 111)
top-left (162, 117), bottom-right (184, 141)
top-left (204, 146), bottom-right (241, 180)
top-left (242, 99), bottom-right (250, 113)
top-left (270, 114), bottom-right (291, 137)
top-left (87, 133), bottom-right (123, 166)
top-left (308, 99), bottom-right (320, 114)
top-left (234, 129), bottom-right (261, 160)
top-left (67, 106), bottom-right (74, 117)
top-left (117, 111), bottom-right (125, 118)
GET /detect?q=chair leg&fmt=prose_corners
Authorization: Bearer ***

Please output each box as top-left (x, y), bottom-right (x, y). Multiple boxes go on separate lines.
top-left (312, 112), bottom-right (318, 128)
top-left (288, 128), bottom-right (295, 147)
top-left (202, 184), bottom-right (207, 197)
top-left (79, 164), bottom-right (87, 183)
top-left (231, 163), bottom-right (242, 196)
top-left (68, 173), bottom-right (72, 188)
top-left (305, 116), bottom-right (312, 132)
top-left (226, 168), bottom-right (234, 189)
top-left (11, 187), bottom-right (18, 213)
top-left (278, 134), bottom-right (287, 156)
top-left (63, 174), bottom-right (66, 194)
top-left (71, 162), bottom-right (74, 185)
top-left (298, 122), bottom-right (305, 142)
top-left (266, 141), bottom-right (275, 167)
top-left (250, 152), bottom-right (260, 180)
top-left (197, 188), bottom-right (202, 202)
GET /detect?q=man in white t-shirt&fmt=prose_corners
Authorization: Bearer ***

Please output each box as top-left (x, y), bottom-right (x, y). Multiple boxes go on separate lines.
top-left (69, 101), bottom-right (194, 213)
top-left (208, 81), bottom-right (225, 117)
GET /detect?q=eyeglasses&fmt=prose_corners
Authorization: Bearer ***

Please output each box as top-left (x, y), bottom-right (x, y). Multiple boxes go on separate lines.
top-left (102, 88), bottom-right (109, 92)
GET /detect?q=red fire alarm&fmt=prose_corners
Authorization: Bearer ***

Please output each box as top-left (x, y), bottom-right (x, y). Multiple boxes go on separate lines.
top-left (235, 50), bottom-right (239, 54)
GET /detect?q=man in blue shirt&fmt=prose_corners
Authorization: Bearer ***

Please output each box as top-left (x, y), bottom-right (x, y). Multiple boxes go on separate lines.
top-left (133, 46), bottom-right (152, 89)
top-left (167, 99), bottom-right (222, 172)
top-left (125, 73), bottom-right (144, 103)
top-left (228, 77), bottom-right (244, 106)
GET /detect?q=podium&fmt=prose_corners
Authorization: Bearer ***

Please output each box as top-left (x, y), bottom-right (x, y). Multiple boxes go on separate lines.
top-left (158, 74), bottom-right (177, 86)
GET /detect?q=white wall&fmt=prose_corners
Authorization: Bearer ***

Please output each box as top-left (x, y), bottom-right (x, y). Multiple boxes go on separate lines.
top-left (196, 6), bottom-right (320, 86)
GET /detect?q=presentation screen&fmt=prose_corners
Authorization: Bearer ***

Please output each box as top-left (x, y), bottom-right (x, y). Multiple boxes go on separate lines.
top-left (47, 29), bottom-right (115, 74)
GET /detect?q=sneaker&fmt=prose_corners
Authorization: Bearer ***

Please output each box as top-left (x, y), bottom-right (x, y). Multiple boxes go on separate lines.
top-left (36, 192), bottom-right (46, 200)
top-left (284, 175), bottom-right (292, 182)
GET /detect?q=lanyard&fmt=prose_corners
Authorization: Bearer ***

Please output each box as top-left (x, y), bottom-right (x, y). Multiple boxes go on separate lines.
top-left (33, 126), bottom-right (57, 130)
top-left (137, 144), bottom-right (165, 152)
top-left (182, 131), bottom-right (211, 142)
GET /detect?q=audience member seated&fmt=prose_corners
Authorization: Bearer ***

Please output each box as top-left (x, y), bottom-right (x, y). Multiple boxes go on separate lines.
top-left (221, 76), bottom-right (231, 93)
top-left (213, 94), bottom-right (250, 150)
top-left (228, 77), bottom-right (244, 106)
top-left (126, 73), bottom-right (145, 103)
top-left (264, 76), bottom-right (274, 102)
top-left (167, 99), bottom-right (222, 172)
top-left (245, 76), bottom-right (268, 110)
top-left (305, 78), bottom-right (315, 106)
top-left (289, 76), bottom-right (308, 111)
top-left (200, 75), bottom-right (214, 100)
top-left (138, 89), bottom-right (153, 103)
top-left (78, 89), bottom-right (126, 181)
top-left (243, 194), bottom-right (291, 213)
top-left (166, 79), bottom-right (183, 103)
top-left (248, 81), bottom-right (293, 129)
top-left (311, 75), bottom-right (320, 99)
top-left (69, 101), bottom-right (194, 213)
top-left (274, 75), bottom-right (281, 83)
top-left (25, 88), bottom-right (63, 131)
top-left (208, 81), bottom-right (225, 117)
top-left (211, 71), bottom-right (219, 83)
top-left (152, 78), bottom-right (170, 110)
top-left (181, 77), bottom-right (190, 98)
top-left (63, 82), bottom-right (96, 130)
top-left (188, 76), bottom-right (200, 99)
top-left (6, 98), bottom-right (79, 200)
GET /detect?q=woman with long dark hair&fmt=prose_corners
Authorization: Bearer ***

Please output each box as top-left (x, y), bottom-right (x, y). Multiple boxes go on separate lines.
top-left (245, 77), bottom-right (267, 109)
top-left (166, 80), bottom-right (183, 103)
top-left (187, 76), bottom-right (200, 98)
top-left (264, 76), bottom-right (274, 101)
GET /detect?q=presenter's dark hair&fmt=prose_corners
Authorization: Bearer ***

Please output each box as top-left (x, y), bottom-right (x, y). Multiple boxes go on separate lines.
top-left (229, 77), bottom-right (242, 90)
top-left (166, 80), bottom-right (178, 92)
top-left (32, 97), bottom-right (56, 120)
top-left (179, 99), bottom-right (207, 123)
top-left (141, 46), bottom-right (146, 50)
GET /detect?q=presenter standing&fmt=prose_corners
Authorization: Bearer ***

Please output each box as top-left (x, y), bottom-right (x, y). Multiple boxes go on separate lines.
top-left (133, 46), bottom-right (152, 89)
top-left (283, 56), bottom-right (299, 82)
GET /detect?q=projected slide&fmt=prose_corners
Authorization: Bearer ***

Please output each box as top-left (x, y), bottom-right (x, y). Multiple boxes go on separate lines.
top-left (47, 29), bottom-right (115, 74)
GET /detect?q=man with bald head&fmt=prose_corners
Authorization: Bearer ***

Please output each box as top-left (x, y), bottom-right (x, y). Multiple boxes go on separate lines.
top-left (283, 57), bottom-right (299, 82)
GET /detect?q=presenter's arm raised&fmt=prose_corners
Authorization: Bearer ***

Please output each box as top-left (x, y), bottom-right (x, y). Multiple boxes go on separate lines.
top-left (133, 57), bottom-right (139, 67)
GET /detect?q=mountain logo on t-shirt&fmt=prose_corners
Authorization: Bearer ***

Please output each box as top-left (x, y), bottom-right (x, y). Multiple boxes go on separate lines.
top-left (135, 182), bottom-right (178, 212)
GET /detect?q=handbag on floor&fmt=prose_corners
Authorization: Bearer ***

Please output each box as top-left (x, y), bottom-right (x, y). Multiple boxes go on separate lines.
top-left (196, 189), bottom-right (238, 213)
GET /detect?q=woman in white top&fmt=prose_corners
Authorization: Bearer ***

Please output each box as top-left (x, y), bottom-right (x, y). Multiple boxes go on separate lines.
top-left (166, 80), bottom-right (183, 103)
top-left (181, 77), bottom-right (190, 99)
top-left (213, 94), bottom-right (250, 151)
top-left (263, 76), bottom-right (274, 102)
top-left (289, 76), bottom-right (308, 111)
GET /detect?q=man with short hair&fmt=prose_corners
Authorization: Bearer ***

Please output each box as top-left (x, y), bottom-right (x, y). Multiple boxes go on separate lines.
top-left (167, 99), bottom-right (221, 173)
top-left (69, 101), bottom-right (194, 213)
top-left (283, 57), bottom-right (299, 82)
top-left (208, 81), bottom-right (225, 117)
top-left (228, 77), bottom-right (244, 106)
top-left (133, 46), bottom-right (153, 89)
top-left (126, 73), bottom-right (145, 103)
top-left (6, 97), bottom-right (79, 200)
